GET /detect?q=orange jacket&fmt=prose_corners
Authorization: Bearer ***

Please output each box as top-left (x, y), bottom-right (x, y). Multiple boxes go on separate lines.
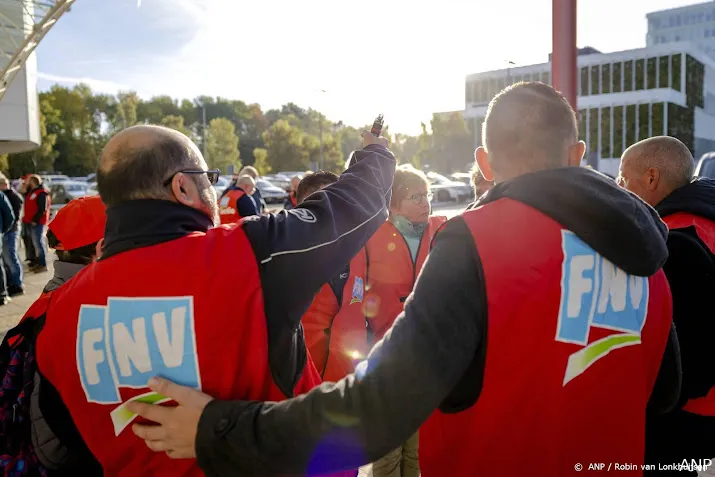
top-left (302, 249), bottom-right (368, 382)
top-left (364, 216), bottom-right (446, 342)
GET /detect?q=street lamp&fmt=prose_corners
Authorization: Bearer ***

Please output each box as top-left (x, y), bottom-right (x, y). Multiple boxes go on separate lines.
top-left (506, 60), bottom-right (516, 85)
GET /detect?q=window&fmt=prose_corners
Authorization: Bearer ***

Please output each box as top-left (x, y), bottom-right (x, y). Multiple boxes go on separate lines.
top-left (613, 106), bottom-right (624, 158)
top-left (638, 104), bottom-right (649, 140)
top-left (670, 16), bottom-right (676, 27)
top-left (652, 102), bottom-right (664, 136)
top-left (578, 110), bottom-right (587, 142)
top-left (675, 35), bottom-right (681, 41)
top-left (647, 58), bottom-right (657, 89)
top-left (601, 107), bottom-right (611, 158)
top-left (466, 83), bottom-right (472, 103)
top-left (580, 67), bottom-right (589, 96)
top-left (613, 62), bottom-right (622, 93)
top-left (624, 61), bottom-right (634, 92)
top-left (672, 54), bottom-right (682, 91)
top-left (626, 105), bottom-right (636, 147)
top-left (635, 59), bottom-right (645, 90)
top-left (707, 29), bottom-right (711, 38)
top-left (686, 54), bottom-right (705, 108)
top-left (589, 109), bottom-right (599, 154)
top-left (591, 65), bottom-right (600, 95)
top-left (488, 77), bottom-right (497, 99)
top-left (659, 56), bottom-right (669, 88)
top-left (512, 75), bottom-right (522, 86)
top-left (685, 14), bottom-right (690, 25)
top-left (541, 71), bottom-right (549, 84)
top-left (676, 15), bottom-right (681, 26)
top-left (602, 64), bottom-right (611, 94)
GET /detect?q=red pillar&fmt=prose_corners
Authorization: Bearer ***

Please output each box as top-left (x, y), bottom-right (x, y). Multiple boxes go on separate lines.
top-left (552, 0), bottom-right (578, 110)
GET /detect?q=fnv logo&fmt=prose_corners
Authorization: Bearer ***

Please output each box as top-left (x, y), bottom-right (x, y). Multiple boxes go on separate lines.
top-left (557, 231), bottom-right (649, 385)
top-left (350, 276), bottom-right (365, 304)
top-left (76, 296), bottom-right (201, 435)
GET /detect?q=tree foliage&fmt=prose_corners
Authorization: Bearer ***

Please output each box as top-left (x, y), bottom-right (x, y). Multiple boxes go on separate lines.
top-left (6, 84), bottom-right (474, 179)
top-left (206, 118), bottom-right (240, 173)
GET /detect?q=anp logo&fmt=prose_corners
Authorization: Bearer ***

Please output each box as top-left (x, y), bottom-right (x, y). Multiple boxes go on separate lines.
top-left (76, 296), bottom-right (201, 435)
top-left (557, 231), bottom-right (649, 385)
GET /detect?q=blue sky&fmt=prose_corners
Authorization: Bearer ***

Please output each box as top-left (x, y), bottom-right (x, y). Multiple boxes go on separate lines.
top-left (35, 0), bottom-right (704, 135)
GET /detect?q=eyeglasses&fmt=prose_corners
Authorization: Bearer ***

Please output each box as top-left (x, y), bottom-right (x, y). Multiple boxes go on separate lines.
top-left (405, 192), bottom-right (433, 204)
top-left (163, 169), bottom-right (220, 187)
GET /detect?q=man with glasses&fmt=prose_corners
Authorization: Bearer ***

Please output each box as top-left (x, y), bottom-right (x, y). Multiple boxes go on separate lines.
top-left (11, 124), bottom-right (394, 477)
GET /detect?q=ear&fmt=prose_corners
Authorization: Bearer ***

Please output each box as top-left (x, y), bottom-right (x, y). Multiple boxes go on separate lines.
top-left (475, 147), bottom-right (494, 182)
top-left (94, 238), bottom-right (104, 261)
top-left (170, 173), bottom-right (198, 207)
top-left (568, 141), bottom-right (586, 167)
top-left (645, 167), bottom-right (661, 191)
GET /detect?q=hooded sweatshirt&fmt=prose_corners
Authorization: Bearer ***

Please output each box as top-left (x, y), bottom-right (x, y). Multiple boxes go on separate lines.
top-left (645, 178), bottom-right (715, 468)
top-left (194, 167), bottom-right (680, 477)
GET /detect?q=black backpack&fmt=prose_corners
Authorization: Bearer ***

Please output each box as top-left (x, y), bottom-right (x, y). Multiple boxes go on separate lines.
top-left (0, 316), bottom-right (47, 477)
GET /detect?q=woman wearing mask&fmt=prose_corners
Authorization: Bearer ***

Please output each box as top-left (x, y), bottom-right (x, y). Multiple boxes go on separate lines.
top-left (365, 164), bottom-right (446, 477)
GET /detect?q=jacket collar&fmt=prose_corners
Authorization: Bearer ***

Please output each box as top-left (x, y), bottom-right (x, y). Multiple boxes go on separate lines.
top-left (101, 199), bottom-right (214, 260)
top-left (43, 261), bottom-right (86, 293)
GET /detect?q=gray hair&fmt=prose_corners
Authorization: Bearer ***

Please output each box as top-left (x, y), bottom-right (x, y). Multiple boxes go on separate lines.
top-left (624, 136), bottom-right (694, 189)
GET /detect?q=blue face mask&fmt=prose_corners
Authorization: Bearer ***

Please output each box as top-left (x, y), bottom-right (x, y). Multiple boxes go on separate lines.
top-left (391, 215), bottom-right (427, 238)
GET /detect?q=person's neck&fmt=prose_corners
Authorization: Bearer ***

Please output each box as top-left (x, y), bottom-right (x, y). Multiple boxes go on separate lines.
top-left (101, 199), bottom-right (213, 260)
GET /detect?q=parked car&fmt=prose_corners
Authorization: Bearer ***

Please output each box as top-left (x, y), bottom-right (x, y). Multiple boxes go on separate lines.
top-left (256, 178), bottom-right (289, 204)
top-left (50, 181), bottom-right (90, 204)
top-left (450, 172), bottom-right (472, 186)
top-left (41, 174), bottom-right (71, 185)
top-left (213, 176), bottom-right (231, 197)
top-left (263, 174), bottom-right (292, 192)
top-left (427, 172), bottom-right (472, 203)
top-left (696, 152), bottom-right (715, 179)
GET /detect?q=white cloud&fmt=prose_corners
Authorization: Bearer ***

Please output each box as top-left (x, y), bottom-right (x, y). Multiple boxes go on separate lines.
top-left (37, 72), bottom-right (128, 93)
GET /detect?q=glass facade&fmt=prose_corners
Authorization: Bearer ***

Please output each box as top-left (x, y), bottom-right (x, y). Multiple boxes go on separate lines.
top-left (465, 54), bottom-right (691, 107)
top-left (465, 54), bottom-right (704, 160)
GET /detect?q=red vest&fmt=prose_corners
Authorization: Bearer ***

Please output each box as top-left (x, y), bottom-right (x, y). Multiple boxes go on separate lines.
top-left (23, 188), bottom-right (50, 225)
top-left (419, 199), bottom-right (673, 477)
top-left (34, 225), bottom-right (328, 477)
top-left (218, 189), bottom-right (246, 224)
top-left (302, 249), bottom-right (368, 382)
top-left (364, 216), bottom-right (446, 341)
top-left (663, 212), bottom-right (715, 416)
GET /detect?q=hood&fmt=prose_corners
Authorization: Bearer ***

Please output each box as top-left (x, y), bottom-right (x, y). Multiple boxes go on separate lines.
top-left (655, 177), bottom-right (715, 222)
top-left (43, 261), bottom-right (86, 293)
top-left (479, 167), bottom-right (668, 276)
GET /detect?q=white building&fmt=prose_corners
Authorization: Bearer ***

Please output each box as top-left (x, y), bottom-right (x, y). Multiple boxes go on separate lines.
top-left (464, 43), bottom-right (715, 176)
top-left (647, 1), bottom-right (715, 57)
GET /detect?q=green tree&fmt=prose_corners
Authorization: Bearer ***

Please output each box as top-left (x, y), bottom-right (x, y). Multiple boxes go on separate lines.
top-left (113, 92), bottom-right (139, 130)
top-left (206, 118), bottom-right (240, 173)
top-left (263, 119), bottom-right (305, 172)
top-left (160, 115), bottom-right (192, 139)
top-left (252, 147), bottom-right (271, 175)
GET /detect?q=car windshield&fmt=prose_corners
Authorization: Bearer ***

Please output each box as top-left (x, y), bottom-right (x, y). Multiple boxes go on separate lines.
top-left (427, 172), bottom-right (451, 184)
top-left (66, 184), bottom-right (88, 192)
top-left (215, 177), bottom-right (230, 187)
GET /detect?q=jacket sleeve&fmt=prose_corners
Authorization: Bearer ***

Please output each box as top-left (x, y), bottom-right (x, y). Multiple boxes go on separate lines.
top-left (0, 193), bottom-right (13, 232)
top-left (240, 144), bottom-right (395, 397)
top-left (196, 217), bottom-right (486, 477)
top-left (660, 228), bottom-right (713, 403)
top-left (647, 322), bottom-right (682, 414)
top-left (237, 195), bottom-right (258, 217)
top-left (32, 191), bottom-right (47, 223)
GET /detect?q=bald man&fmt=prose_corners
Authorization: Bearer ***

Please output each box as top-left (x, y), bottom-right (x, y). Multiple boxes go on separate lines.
top-left (131, 83), bottom-right (679, 477)
top-left (218, 173), bottom-right (258, 222)
top-left (7, 125), bottom-right (395, 476)
top-left (620, 136), bottom-right (715, 474)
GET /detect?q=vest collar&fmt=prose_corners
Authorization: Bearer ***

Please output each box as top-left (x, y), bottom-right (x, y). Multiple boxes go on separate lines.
top-left (102, 199), bottom-right (214, 260)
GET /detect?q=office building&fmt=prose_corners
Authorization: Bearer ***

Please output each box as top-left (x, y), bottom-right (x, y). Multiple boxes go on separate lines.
top-left (647, 1), bottom-right (715, 57)
top-left (464, 43), bottom-right (715, 176)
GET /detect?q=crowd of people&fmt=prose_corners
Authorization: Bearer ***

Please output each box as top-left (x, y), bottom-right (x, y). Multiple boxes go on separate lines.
top-left (0, 81), bottom-right (714, 477)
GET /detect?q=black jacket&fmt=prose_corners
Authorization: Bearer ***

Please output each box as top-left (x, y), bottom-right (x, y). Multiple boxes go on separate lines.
top-left (195, 167), bottom-right (681, 477)
top-left (645, 178), bottom-right (715, 467)
top-left (3, 188), bottom-right (22, 232)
